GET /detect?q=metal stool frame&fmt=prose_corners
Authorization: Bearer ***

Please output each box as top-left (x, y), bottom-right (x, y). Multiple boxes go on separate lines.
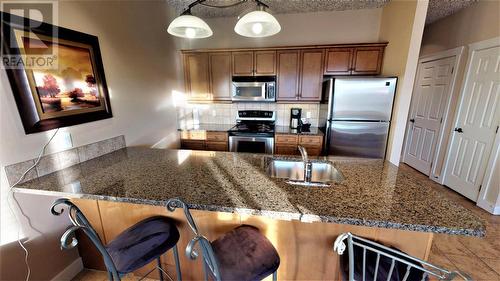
top-left (166, 198), bottom-right (278, 281)
top-left (51, 198), bottom-right (182, 281)
top-left (334, 232), bottom-right (472, 281)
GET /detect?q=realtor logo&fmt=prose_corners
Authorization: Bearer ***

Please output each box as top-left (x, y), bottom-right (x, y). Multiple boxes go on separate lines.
top-left (1, 0), bottom-right (58, 69)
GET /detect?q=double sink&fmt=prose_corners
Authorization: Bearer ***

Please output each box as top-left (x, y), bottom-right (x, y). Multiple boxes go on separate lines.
top-left (266, 150), bottom-right (344, 187)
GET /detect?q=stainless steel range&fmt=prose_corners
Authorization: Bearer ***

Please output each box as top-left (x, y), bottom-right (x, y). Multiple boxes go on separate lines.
top-left (228, 110), bottom-right (275, 154)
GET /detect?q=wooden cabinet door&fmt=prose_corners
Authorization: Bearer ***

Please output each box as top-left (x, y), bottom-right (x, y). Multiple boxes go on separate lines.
top-left (232, 51), bottom-right (254, 76)
top-left (299, 49), bottom-right (324, 101)
top-left (352, 47), bottom-right (384, 75)
top-left (275, 145), bottom-right (298, 155)
top-left (276, 50), bottom-right (300, 101)
top-left (205, 142), bottom-right (228, 151)
top-left (254, 51), bottom-right (276, 75)
top-left (181, 140), bottom-right (205, 150)
top-left (184, 53), bottom-right (210, 101)
top-left (209, 52), bottom-right (232, 101)
top-left (324, 48), bottom-right (353, 75)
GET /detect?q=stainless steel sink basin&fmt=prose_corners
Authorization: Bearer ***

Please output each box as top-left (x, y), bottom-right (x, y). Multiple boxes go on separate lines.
top-left (266, 159), bottom-right (344, 186)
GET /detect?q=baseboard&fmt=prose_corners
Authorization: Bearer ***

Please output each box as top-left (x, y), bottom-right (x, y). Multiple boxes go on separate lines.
top-left (476, 199), bottom-right (500, 215)
top-left (493, 206), bottom-right (500, 215)
top-left (50, 257), bottom-right (83, 281)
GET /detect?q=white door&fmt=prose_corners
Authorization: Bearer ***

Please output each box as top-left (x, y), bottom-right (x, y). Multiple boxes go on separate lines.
top-left (404, 57), bottom-right (456, 175)
top-left (444, 43), bottom-right (500, 201)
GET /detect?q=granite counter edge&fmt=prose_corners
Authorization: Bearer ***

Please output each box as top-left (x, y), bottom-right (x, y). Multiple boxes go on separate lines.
top-left (12, 187), bottom-right (484, 237)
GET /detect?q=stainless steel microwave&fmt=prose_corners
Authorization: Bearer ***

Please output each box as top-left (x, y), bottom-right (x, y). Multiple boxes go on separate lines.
top-left (232, 76), bottom-right (275, 102)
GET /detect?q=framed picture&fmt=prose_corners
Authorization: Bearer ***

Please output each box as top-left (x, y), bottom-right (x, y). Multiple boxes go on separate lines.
top-left (1, 12), bottom-right (112, 134)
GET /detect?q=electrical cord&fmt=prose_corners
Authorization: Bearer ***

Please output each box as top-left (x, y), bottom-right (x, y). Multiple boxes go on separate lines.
top-left (7, 128), bottom-right (60, 281)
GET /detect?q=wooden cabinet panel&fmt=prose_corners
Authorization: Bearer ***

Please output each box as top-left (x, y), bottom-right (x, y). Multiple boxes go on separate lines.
top-left (254, 51), bottom-right (276, 75)
top-left (184, 53), bottom-right (210, 101)
top-left (232, 51), bottom-right (254, 76)
top-left (298, 135), bottom-right (323, 145)
top-left (352, 47), bottom-right (384, 75)
top-left (299, 145), bottom-right (322, 156)
top-left (276, 50), bottom-right (300, 101)
top-left (205, 142), bottom-right (228, 151)
top-left (206, 131), bottom-right (228, 142)
top-left (299, 49), bottom-right (324, 101)
top-left (275, 134), bottom-right (298, 144)
top-left (209, 52), bottom-right (231, 101)
top-left (324, 48), bottom-right (353, 75)
top-left (180, 130), bottom-right (206, 140)
top-left (275, 145), bottom-right (298, 155)
top-left (181, 140), bottom-right (205, 150)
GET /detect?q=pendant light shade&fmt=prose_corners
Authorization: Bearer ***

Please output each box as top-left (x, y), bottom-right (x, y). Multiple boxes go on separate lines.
top-left (234, 10), bottom-right (281, 38)
top-left (167, 14), bottom-right (213, 39)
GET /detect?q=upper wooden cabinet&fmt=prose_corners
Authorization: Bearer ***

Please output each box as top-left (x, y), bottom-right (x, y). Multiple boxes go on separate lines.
top-left (324, 48), bottom-right (353, 75)
top-left (324, 45), bottom-right (384, 75)
top-left (276, 50), bottom-right (300, 101)
top-left (232, 50), bottom-right (276, 76)
top-left (352, 46), bottom-right (384, 75)
top-left (232, 51), bottom-right (254, 76)
top-left (299, 49), bottom-right (324, 101)
top-left (182, 43), bottom-right (386, 102)
top-left (277, 49), bottom-right (323, 101)
top-left (254, 51), bottom-right (276, 75)
top-left (184, 53), bottom-right (210, 101)
top-left (209, 52), bottom-right (232, 101)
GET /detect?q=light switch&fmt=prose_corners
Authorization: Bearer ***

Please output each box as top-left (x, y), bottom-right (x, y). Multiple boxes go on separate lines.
top-left (306, 111), bottom-right (312, 119)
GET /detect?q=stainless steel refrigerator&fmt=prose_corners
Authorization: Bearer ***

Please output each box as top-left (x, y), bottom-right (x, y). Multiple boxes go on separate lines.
top-left (322, 77), bottom-right (397, 158)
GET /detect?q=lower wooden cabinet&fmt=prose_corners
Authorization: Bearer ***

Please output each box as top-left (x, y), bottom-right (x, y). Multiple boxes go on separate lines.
top-left (181, 140), bottom-right (205, 150)
top-left (275, 134), bottom-right (323, 156)
top-left (180, 131), bottom-right (323, 156)
top-left (180, 131), bottom-right (228, 151)
top-left (275, 145), bottom-right (299, 155)
top-left (205, 142), bottom-right (228, 151)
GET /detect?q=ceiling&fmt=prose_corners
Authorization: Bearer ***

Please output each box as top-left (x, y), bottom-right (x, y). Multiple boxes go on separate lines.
top-left (426, 0), bottom-right (477, 24)
top-left (166, 0), bottom-right (478, 24)
top-left (166, 0), bottom-right (390, 18)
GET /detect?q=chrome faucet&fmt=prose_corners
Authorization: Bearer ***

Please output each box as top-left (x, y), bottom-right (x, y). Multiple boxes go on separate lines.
top-left (298, 145), bottom-right (312, 183)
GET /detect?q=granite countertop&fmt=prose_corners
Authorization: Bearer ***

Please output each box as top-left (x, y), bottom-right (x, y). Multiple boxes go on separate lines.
top-left (14, 147), bottom-right (484, 236)
top-left (177, 124), bottom-right (234, 132)
top-left (275, 126), bottom-right (324, 136)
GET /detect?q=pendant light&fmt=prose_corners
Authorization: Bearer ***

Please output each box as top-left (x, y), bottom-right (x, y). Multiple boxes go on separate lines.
top-left (234, 1), bottom-right (281, 38)
top-left (167, 8), bottom-right (212, 39)
top-left (167, 0), bottom-right (280, 39)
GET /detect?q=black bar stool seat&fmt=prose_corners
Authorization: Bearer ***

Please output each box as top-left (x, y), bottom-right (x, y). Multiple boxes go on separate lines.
top-left (211, 225), bottom-right (280, 281)
top-left (52, 199), bottom-right (183, 280)
top-left (106, 216), bottom-right (180, 274)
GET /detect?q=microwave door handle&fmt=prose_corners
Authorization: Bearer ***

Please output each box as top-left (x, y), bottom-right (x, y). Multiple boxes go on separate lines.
top-left (262, 84), bottom-right (267, 99)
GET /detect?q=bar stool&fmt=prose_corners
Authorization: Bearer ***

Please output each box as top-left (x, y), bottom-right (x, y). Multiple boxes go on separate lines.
top-left (51, 198), bottom-right (182, 281)
top-left (166, 198), bottom-right (280, 281)
top-left (334, 232), bottom-right (472, 281)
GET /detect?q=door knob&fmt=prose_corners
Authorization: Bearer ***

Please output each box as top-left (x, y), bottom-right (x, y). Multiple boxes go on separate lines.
top-left (409, 119), bottom-right (415, 123)
top-left (454, 127), bottom-right (463, 133)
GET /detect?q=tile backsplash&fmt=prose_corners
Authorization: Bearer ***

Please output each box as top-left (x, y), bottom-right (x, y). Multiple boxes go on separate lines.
top-left (177, 103), bottom-right (321, 128)
top-left (4, 135), bottom-right (125, 186)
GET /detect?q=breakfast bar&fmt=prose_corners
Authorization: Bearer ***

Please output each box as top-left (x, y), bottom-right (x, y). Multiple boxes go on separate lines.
top-left (13, 147), bottom-right (485, 280)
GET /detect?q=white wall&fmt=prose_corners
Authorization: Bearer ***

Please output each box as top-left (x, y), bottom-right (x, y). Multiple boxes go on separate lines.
top-left (0, 1), bottom-right (183, 279)
top-left (179, 9), bottom-right (382, 50)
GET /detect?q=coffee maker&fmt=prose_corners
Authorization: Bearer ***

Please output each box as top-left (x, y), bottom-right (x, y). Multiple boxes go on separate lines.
top-left (290, 108), bottom-right (302, 129)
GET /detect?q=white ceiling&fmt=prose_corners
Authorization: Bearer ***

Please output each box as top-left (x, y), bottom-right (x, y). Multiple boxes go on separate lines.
top-left (166, 0), bottom-right (478, 24)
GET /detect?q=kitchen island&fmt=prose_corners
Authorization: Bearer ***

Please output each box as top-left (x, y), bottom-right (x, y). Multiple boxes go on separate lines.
top-left (14, 147), bottom-right (485, 280)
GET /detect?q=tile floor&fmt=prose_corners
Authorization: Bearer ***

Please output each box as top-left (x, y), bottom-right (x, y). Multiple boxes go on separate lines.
top-left (72, 164), bottom-right (500, 281)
